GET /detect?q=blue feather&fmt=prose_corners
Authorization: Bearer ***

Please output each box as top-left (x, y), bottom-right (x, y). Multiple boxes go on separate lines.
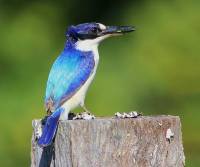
top-left (38, 108), bottom-right (64, 147)
top-left (40, 24), bottom-right (97, 147)
top-left (45, 47), bottom-right (95, 110)
top-left (39, 44), bottom-right (95, 147)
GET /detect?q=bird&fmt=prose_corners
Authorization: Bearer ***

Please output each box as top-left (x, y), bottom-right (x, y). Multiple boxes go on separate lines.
top-left (38, 22), bottom-right (135, 147)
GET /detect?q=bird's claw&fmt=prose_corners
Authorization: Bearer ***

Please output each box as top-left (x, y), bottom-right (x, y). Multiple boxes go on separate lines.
top-left (68, 112), bottom-right (76, 120)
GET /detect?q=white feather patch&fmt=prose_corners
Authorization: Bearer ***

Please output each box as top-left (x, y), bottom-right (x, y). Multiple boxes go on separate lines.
top-left (98, 23), bottom-right (106, 30)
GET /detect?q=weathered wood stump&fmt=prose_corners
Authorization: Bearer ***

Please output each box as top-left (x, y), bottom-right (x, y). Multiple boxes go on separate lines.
top-left (31, 116), bottom-right (185, 167)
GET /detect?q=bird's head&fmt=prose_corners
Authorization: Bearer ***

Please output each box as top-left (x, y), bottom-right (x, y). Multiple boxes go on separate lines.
top-left (66, 22), bottom-right (135, 51)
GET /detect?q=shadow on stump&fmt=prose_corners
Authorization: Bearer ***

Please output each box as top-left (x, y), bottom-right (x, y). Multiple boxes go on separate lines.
top-left (39, 143), bottom-right (55, 167)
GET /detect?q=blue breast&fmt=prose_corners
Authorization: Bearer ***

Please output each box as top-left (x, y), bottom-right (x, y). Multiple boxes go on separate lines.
top-left (45, 47), bottom-right (95, 111)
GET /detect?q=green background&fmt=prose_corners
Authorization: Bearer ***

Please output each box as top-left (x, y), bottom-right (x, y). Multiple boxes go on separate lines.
top-left (0, 0), bottom-right (199, 166)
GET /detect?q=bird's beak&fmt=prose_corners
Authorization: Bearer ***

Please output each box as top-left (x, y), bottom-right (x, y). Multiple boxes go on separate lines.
top-left (100, 25), bottom-right (135, 36)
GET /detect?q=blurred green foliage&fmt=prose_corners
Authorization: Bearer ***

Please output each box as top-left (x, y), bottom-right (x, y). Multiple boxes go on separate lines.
top-left (0, 0), bottom-right (199, 166)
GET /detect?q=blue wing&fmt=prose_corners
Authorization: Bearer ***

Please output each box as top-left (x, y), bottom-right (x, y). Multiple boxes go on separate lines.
top-left (45, 49), bottom-right (95, 111)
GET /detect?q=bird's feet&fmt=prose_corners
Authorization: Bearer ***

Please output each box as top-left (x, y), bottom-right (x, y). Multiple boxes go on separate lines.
top-left (114, 111), bottom-right (142, 119)
top-left (71, 105), bottom-right (95, 120)
top-left (68, 112), bottom-right (76, 120)
top-left (81, 105), bottom-right (92, 114)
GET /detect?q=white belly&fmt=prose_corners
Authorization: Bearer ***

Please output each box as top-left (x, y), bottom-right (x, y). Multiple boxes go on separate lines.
top-left (60, 48), bottom-right (99, 120)
top-left (61, 71), bottom-right (96, 111)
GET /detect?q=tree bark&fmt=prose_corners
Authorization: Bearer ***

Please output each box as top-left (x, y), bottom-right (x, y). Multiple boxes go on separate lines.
top-left (31, 115), bottom-right (185, 167)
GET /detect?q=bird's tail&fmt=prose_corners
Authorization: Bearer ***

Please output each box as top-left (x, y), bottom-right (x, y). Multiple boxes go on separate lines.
top-left (38, 108), bottom-right (64, 147)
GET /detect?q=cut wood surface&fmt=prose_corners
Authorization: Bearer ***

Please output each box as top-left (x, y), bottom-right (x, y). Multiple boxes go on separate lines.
top-left (31, 115), bottom-right (185, 167)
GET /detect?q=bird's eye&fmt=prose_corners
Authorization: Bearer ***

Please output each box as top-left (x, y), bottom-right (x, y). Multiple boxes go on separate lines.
top-left (91, 27), bottom-right (101, 34)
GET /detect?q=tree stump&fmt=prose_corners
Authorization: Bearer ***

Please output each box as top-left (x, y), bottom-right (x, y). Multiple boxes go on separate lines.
top-left (31, 116), bottom-right (185, 167)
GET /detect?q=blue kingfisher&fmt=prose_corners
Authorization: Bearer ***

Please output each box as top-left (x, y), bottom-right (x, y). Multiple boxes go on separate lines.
top-left (38, 22), bottom-right (135, 147)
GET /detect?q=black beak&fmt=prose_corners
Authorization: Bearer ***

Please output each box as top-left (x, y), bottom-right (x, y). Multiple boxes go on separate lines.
top-left (101, 25), bottom-right (135, 36)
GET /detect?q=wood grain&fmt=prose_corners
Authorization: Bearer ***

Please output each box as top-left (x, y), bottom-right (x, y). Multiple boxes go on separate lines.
top-left (31, 116), bottom-right (185, 167)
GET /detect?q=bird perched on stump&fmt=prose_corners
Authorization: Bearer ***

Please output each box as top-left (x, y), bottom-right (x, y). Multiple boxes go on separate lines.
top-left (38, 22), bottom-right (135, 147)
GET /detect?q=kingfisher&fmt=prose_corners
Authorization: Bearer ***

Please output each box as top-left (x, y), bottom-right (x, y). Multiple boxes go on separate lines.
top-left (38, 22), bottom-right (135, 147)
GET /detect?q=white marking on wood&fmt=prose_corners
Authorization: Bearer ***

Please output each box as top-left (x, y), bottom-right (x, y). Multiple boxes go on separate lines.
top-left (166, 128), bottom-right (174, 142)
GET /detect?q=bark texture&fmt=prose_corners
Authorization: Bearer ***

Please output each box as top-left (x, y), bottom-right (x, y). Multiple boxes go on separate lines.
top-left (31, 116), bottom-right (185, 167)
